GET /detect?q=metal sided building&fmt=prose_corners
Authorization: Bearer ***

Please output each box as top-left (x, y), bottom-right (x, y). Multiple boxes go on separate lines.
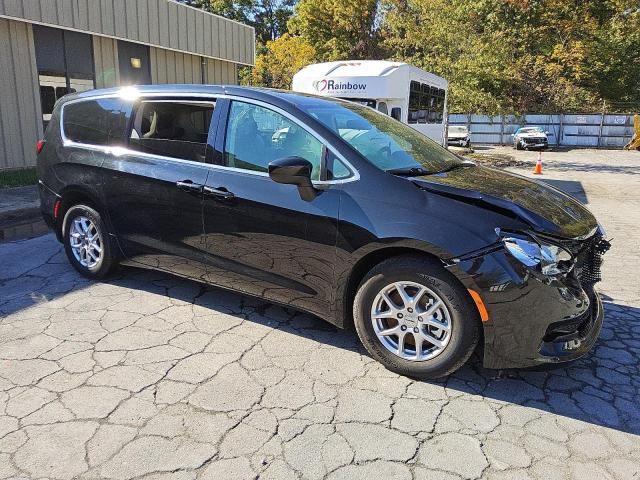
top-left (0, 0), bottom-right (255, 171)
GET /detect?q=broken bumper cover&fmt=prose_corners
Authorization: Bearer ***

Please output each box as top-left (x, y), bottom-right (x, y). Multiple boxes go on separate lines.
top-left (448, 247), bottom-right (604, 370)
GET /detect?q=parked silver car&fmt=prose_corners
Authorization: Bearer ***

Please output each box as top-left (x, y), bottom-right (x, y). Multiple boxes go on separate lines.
top-left (447, 125), bottom-right (471, 147)
top-left (512, 127), bottom-right (549, 150)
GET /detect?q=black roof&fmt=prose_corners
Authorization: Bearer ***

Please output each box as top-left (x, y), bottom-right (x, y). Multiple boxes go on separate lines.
top-left (70, 84), bottom-right (338, 113)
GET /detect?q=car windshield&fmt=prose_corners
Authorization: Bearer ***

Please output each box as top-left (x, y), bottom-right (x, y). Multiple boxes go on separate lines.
top-left (449, 126), bottom-right (468, 134)
top-left (519, 127), bottom-right (543, 134)
top-left (299, 99), bottom-right (463, 174)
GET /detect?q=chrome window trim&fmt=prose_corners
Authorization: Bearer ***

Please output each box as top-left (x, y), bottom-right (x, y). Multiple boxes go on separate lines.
top-left (59, 91), bottom-right (360, 186)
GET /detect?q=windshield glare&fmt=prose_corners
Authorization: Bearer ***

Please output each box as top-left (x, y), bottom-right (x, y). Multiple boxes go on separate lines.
top-left (519, 127), bottom-right (543, 134)
top-left (449, 126), bottom-right (468, 134)
top-left (300, 99), bottom-right (462, 174)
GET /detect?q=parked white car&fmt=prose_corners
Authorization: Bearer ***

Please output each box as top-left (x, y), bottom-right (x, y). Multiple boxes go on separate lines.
top-left (512, 127), bottom-right (549, 150)
top-left (447, 125), bottom-right (471, 147)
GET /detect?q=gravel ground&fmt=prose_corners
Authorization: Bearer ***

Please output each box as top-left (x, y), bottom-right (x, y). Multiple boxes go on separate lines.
top-left (0, 147), bottom-right (639, 480)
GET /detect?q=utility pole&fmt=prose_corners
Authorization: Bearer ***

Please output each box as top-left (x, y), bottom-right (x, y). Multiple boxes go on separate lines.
top-left (598, 100), bottom-right (606, 148)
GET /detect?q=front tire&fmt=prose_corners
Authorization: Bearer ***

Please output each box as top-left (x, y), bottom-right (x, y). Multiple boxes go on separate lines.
top-left (63, 204), bottom-right (116, 279)
top-left (353, 255), bottom-right (480, 379)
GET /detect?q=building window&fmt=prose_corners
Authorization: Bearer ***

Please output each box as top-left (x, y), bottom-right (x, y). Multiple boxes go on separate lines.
top-left (117, 41), bottom-right (151, 86)
top-left (33, 26), bottom-right (95, 128)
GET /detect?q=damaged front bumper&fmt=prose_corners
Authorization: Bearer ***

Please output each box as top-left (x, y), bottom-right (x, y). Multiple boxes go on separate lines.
top-left (447, 235), bottom-right (608, 370)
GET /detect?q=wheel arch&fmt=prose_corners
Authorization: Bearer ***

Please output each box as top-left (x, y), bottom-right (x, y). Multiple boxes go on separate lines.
top-left (56, 186), bottom-right (110, 241)
top-left (338, 245), bottom-right (450, 331)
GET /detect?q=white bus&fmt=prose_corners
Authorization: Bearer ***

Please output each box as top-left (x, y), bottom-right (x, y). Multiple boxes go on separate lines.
top-left (292, 60), bottom-right (449, 145)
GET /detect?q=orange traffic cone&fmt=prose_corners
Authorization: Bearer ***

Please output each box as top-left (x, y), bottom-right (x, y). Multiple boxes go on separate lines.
top-left (533, 152), bottom-right (543, 174)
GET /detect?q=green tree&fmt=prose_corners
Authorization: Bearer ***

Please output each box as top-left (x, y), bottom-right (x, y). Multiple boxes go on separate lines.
top-left (180, 0), bottom-right (295, 43)
top-left (584, 0), bottom-right (640, 111)
top-left (253, 0), bottom-right (296, 42)
top-left (246, 33), bottom-right (317, 88)
top-left (382, 0), bottom-right (640, 113)
top-left (180, 0), bottom-right (253, 23)
top-left (382, 0), bottom-right (516, 114)
top-left (288, 0), bottom-right (381, 60)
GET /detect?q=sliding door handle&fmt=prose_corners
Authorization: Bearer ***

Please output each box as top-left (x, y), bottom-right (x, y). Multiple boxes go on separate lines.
top-left (176, 180), bottom-right (204, 193)
top-left (203, 186), bottom-right (235, 199)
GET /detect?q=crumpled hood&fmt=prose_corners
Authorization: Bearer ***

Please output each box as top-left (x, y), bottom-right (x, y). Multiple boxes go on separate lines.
top-left (412, 165), bottom-right (597, 239)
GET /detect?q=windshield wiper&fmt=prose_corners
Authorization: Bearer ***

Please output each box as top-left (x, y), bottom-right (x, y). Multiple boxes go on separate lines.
top-left (436, 161), bottom-right (475, 174)
top-left (386, 167), bottom-right (433, 176)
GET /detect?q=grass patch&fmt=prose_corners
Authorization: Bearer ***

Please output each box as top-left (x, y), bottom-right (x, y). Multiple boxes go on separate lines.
top-left (0, 168), bottom-right (38, 188)
top-left (465, 152), bottom-right (532, 169)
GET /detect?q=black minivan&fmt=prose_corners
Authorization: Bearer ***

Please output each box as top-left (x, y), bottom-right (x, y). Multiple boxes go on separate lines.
top-left (37, 85), bottom-right (609, 378)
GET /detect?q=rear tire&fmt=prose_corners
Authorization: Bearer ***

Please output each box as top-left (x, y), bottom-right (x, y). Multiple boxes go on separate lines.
top-left (63, 204), bottom-right (117, 279)
top-left (353, 255), bottom-right (480, 379)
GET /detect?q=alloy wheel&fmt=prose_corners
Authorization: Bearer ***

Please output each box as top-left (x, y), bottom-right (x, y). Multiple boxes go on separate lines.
top-left (69, 215), bottom-right (103, 269)
top-left (371, 281), bottom-right (452, 361)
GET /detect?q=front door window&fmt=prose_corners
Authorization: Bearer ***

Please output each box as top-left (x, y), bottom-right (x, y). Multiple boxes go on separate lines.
top-left (224, 101), bottom-right (324, 180)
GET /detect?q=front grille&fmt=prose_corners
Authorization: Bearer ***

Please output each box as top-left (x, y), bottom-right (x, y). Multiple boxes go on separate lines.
top-left (574, 236), bottom-right (610, 287)
top-left (544, 307), bottom-right (592, 342)
top-left (540, 234), bottom-right (609, 343)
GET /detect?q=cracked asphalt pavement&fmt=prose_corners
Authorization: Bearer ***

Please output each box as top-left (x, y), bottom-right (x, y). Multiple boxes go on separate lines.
top-left (1, 149), bottom-right (639, 479)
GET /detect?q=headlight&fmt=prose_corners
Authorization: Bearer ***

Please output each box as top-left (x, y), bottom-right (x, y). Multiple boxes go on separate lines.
top-left (502, 235), bottom-right (573, 276)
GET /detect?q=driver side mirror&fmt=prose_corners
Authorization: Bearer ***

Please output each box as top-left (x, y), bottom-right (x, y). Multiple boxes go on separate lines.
top-left (268, 156), bottom-right (317, 201)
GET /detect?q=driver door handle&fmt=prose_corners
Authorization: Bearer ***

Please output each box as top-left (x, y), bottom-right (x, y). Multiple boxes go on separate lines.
top-left (176, 180), bottom-right (204, 193)
top-left (203, 186), bottom-right (235, 199)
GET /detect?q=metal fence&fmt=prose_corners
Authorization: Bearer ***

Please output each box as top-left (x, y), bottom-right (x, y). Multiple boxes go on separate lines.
top-left (448, 113), bottom-right (636, 148)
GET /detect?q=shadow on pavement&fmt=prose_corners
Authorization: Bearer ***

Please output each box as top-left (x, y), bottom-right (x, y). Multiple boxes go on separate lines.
top-left (1, 240), bottom-right (639, 437)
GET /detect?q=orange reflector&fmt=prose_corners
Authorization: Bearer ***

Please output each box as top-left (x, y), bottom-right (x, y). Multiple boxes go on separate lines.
top-left (468, 289), bottom-right (489, 322)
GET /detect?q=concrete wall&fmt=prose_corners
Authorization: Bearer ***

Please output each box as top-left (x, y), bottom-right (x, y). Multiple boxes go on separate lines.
top-left (0, 0), bottom-right (255, 66)
top-left (0, 18), bottom-right (42, 170)
top-left (149, 47), bottom-right (239, 85)
top-left (93, 36), bottom-right (120, 89)
top-left (0, 1), bottom-right (253, 170)
top-left (449, 113), bottom-right (636, 148)
top-left (0, 23), bottom-right (241, 171)
top-left (151, 48), bottom-right (202, 84)
top-left (204, 58), bottom-right (237, 84)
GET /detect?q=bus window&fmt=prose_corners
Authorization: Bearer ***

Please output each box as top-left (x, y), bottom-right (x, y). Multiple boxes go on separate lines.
top-left (426, 86), bottom-right (437, 123)
top-left (391, 107), bottom-right (402, 121)
top-left (437, 89), bottom-right (446, 122)
top-left (377, 101), bottom-right (388, 115)
top-left (418, 84), bottom-right (429, 124)
top-left (408, 81), bottom-right (420, 124)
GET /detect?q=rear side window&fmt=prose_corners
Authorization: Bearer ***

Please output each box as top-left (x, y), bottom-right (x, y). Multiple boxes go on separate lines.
top-left (62, 98), bottom-right (130, 146)
top-left (128, 101), bottom-right (215, 162)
